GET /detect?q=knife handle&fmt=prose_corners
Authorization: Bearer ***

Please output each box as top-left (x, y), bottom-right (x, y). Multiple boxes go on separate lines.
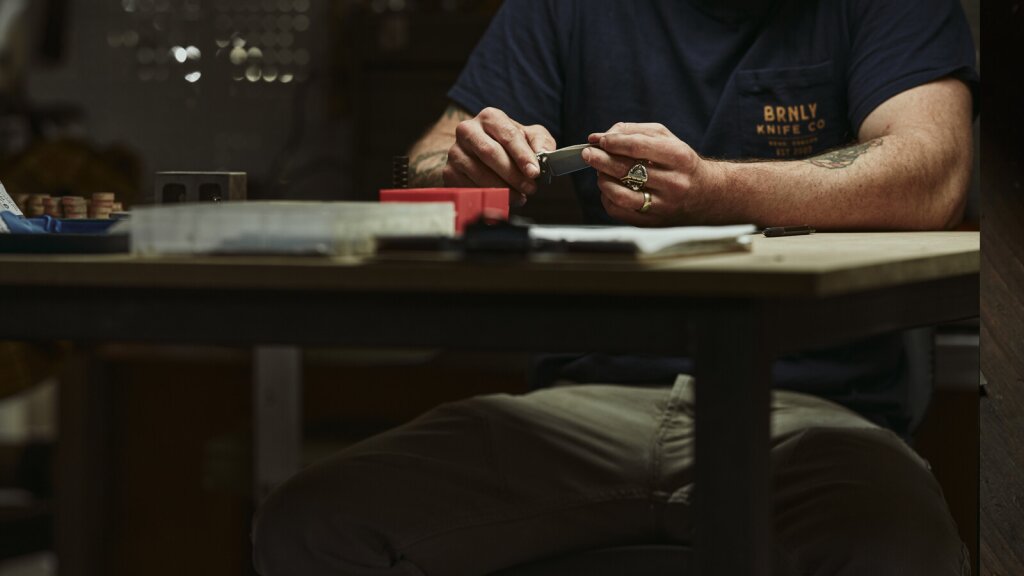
top-left (536, 154), bottom-right (555, 185)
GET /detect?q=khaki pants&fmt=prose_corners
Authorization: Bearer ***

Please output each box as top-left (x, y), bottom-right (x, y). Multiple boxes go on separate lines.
top-left (253, 376), bottom-right (969, 576)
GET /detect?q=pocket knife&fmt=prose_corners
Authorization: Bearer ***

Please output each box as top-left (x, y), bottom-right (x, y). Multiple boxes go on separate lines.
top-left (536, 144), bottom-right (593, 185)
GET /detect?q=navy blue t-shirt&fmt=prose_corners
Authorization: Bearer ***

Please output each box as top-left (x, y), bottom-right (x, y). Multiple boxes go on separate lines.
top-left (447, 0), bottom-right (979, 432)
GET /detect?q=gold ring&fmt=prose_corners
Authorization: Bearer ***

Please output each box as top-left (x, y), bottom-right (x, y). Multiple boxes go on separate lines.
top-left (637, 191), bottom-right (652, 214)
top-left (621, 161), bottom-right (649, 192)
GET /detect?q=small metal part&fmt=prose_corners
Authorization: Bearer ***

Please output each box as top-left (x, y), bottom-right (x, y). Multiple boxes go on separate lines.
top-left (393, 155), bottom-right (409, 189)
top-left (762, 226), bottom-right (815, 238)
top-left (536, 144), bottom-right (593, 185)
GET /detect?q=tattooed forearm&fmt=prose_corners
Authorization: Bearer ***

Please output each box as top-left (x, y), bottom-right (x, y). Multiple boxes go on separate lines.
top-left (806, 139), bottom-right (883, 170)
top-left (409, 150), bottom-right (448, 186)
top-left (406, 106), bottom-right (469, 186)
top-left (444, 105), bottom-right (471, 121)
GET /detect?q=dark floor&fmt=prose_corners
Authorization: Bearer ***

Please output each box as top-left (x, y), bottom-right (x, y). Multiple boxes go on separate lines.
top-left (0, 553), bottom-right (54, 576)
top-left (979, 310), bottom-right (1024, 564)
top-left (978, 18), bottom-right (1024, 569)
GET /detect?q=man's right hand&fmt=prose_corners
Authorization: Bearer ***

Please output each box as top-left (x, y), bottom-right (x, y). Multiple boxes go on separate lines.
top-left (443, 107), bottom-right (557, 204)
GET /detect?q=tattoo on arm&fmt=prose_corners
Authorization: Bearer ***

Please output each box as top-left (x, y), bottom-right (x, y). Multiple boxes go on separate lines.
top-left (444, 104), bottom-right (471, 121)
top-left (806, 139), bottom-right (883, 170)
top-left (409, 150), bottom-right (449, 186)
top-left (407, 106), bottom-right (469, 186)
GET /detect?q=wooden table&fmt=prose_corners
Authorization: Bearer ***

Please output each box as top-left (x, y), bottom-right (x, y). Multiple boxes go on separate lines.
top-left (0, 232), bottom-right (980, 576)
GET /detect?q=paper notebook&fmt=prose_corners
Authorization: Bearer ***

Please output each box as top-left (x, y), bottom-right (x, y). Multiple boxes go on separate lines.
top-left (528, 224), bottom-right (756, 258)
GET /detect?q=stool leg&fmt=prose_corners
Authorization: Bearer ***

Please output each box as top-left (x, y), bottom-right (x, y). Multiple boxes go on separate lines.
top-left (253, 347), bottom-right (303, 504)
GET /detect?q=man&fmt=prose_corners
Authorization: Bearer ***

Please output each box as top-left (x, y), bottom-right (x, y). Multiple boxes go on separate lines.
top-left (254, 0), bottom-right (978, 574)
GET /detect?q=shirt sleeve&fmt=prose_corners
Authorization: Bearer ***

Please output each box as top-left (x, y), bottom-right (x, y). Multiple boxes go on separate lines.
top-left (845, 0), bottom-right (979, 133)
top-left (447, 0), bottom-right (569, 141)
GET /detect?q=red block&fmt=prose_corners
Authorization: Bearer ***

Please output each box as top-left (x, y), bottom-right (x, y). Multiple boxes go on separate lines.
top-left (481, 188), bottom-right (511, 220)
top-left (379, 188), bottom-right (510, 233)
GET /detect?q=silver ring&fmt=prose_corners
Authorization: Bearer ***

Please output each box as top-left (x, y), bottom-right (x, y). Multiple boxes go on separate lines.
top-left (621, 162), bottom-right (649, 192)
top-left (637, 191), bottom-right (652, 214)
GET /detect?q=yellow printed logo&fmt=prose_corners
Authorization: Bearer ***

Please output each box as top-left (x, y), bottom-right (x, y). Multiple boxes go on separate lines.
top-left (755, 101), bottom-right (827, 157)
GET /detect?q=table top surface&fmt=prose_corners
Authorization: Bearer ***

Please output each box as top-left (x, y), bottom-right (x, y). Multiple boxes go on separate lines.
top-left (0, 231), bottom-right (979, 299)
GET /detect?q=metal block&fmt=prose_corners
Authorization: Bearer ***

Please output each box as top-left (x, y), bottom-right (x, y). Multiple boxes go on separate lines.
top-left (154, 172), bottom-right (247, 204)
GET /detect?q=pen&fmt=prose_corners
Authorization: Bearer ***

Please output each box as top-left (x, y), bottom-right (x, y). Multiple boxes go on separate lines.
top-left (763, 225), bottom-right (815, 237)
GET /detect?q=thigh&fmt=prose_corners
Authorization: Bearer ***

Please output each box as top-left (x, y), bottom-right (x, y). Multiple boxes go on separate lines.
top-left (660, 381), bottom-right (966, 576)
top-left (657, 379), bottom-right (880, 542)
top-left (254, 384), bottom-right (676, 576)
top-left (769, 408), bottom-right (968, 575)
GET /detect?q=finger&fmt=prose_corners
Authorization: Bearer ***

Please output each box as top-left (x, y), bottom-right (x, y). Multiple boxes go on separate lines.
top-left (593, 132), bottom-right (663, 161)
top-left (582, 147), bottom-right (670, 189)
top-left (597, 132), bottom-right (699, 170)
top-left (523, 124), bottom-right (558, 155)
top-left (600, 190), bottom-right (656, 227)
top-left (601, 193), bottom-right (663, 227)
top-left (456, 118), bottom-right (538, 194)
top-left (477, 108), bottom-right (543, 181)
top-left (596, 173), bottom-right (657, 217)
top-left (442, 149), bottom-right (475, 187)
top-left (607, 122), bottom-right (673, 136)
top-left (601, 195), bottom-right (642, 226)
top-left (589, 123), bottom-right (672, 143)
top-left (442, 164), bottom-right (473, 187)
top-left (447, 145), bottom-right (512, 189)
top-left (444, 162), bottom-right (525, 208)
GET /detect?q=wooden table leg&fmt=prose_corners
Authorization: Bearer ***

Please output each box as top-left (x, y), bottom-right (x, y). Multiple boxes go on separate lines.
top-left (252, 347), bottom-right (303, 504)
top-left (694, 308), bottom-right (772, 576)
top-left (56, 348), bottom-right (113, 576)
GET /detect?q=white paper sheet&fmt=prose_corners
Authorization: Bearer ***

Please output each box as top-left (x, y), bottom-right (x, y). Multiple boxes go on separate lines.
top-left (529, 224), bottom-right (756, 255)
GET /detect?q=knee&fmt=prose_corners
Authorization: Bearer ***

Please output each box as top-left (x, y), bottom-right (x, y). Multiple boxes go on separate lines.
top-left (252, 479), bottom-right (312, 575)
top-left (251, 464), bottom-right (401, 576)
top-left (250, 396), bottom-right (502, 576)
top-left (775, 427), bottom-right (968, 575)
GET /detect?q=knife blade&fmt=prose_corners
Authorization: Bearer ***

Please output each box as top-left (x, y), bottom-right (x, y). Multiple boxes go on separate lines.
top-left (536, 144), bottom-right (593, 185)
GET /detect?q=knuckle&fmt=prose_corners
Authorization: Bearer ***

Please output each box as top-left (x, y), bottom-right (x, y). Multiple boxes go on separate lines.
top-left (475, 139), bottom-right (502, 163)
top-left (533, 125), bottom-right (555, 142)
top-left (495, 123), bottom-right (519, 145)
top-left (674, 147), bottom-right (695, 169)
top-left (455, 121), bottom-right (473, 140)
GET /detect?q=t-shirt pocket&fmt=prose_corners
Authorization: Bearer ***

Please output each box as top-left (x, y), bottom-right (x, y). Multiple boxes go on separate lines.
top-left (734, 61), bottom-right (849, 160)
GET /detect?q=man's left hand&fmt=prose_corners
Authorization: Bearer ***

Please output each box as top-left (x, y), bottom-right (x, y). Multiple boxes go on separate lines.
top-left (584, 123), bottom-right (718, 226)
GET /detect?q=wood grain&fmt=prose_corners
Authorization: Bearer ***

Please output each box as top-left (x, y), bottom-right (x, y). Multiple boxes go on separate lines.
top-left (980, 1), bottom-right (1024, 571)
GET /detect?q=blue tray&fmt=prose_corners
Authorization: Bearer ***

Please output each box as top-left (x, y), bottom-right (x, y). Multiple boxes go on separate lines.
top-left (0, 215), bottom-right (129, 254)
